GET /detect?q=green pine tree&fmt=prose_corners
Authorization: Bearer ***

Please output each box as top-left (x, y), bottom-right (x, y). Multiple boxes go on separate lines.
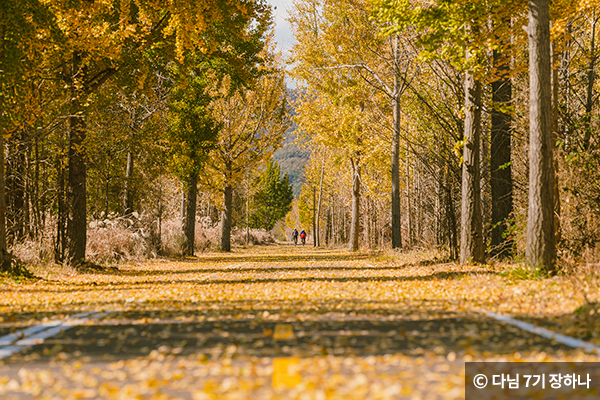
top-left (250, 160), bottom-right (294, 231)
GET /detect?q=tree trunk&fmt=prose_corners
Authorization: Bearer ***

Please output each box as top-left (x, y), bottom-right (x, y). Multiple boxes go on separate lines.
top-left (220, 162), bottom-right (233, 252)
top-left (490, 44), bottom-right (514, 257)
top-left (180, 183), bottom-right (186, 229)
top-left (315, 157), bottom-right (325, 247)
top-left (33, 135), bottom-right (41, 237)
top-left (0, 97), bottom-right (12, 271)
top-left (157, 174), bottom-right (163, 253)
top-left (104, 171), bottom-right (109, 217)
top-left (460, 59), bottom-right (485, 264)
top-left (183, 174), bottom-right (197, 256)
top-left (445, 166), bottom-right (458, 260)
top-left (342, 201), bottom-right (346, 243)
top-left (391, 67), bottom-right (403, 249)
top-left (435, 175), bottom-right (443, 246)
top-left (326, 203), bottom-right (332, 245)
top-left (246, 180), bottom-right (250, 245)
top-left (416, 161), bottom-right (422, 243)
top-left (526, 0), bottom-right (556, 272)
top-left (405, 144), bottom-right (412, 248)
top-left (312, 186), bottom-right (316, 246)
top-left (123, 150), bottom-right (134, 215)
top-left (349, 160), bottom-right (360, 251)
top-left (55, 155), bottom-right (66, 263)
top-left (552, 40), bottom-right (561, 245)
top-left (66, 52), bottom-right (87, 265)
top-left (582, 15), bottom-right (597, 151)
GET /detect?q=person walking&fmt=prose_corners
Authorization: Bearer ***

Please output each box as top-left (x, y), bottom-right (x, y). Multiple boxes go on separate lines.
top-left (292, 228), bottom-right (299, 245)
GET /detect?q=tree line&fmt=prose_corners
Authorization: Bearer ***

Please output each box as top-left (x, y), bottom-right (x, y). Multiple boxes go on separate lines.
top-left (0, 0), bottom-right (293, 271)
top-left (290, 0), bottom-right (599, 273)
top-left (1, 0), bottom-right (598, 273)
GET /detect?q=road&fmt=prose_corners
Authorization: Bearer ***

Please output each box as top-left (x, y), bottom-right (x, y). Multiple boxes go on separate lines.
top-left (0, 246), bottom-right (597, 399)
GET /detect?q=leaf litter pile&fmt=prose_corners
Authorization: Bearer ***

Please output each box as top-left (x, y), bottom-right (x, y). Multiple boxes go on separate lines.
top-left (0, 246), bottom-right (599, 399)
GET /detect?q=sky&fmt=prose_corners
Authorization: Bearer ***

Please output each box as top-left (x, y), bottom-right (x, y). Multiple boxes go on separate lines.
top-left (267, 0), bottom-right (295, 56)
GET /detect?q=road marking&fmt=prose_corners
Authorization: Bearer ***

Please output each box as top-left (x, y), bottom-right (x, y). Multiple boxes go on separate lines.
top-left (273, 324), bottom-right (294, 340)
top-left (272, 357), bottom-right (301, 389)
top-left (0, 311), bottom-right (107, 360)
top-left (480, 310), bottom-right (600, 355)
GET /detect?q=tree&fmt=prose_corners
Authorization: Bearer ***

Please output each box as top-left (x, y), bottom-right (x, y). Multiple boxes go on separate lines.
top-left (250, 160), bottom-right (294, 231)
top-left (460, 41), bottom-right (485, 264)
top-left (526, 0), bottom-right (556, 272)
top-left (168, 67), bottom-right (220, 256)
top-left (490, 15), bottom-right (515, 258)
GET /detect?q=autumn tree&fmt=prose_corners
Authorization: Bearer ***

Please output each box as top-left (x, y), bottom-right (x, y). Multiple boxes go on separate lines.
top-left (167, 68), bottom-right (220, 256)
top-left (526, 0), bottom-right (556, 272)
top-left (489, 11), bottom-right (517, 258)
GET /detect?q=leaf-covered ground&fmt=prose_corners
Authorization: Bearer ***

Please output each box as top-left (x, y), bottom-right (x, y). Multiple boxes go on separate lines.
top-left (0, 245), bottom-right (598, 399)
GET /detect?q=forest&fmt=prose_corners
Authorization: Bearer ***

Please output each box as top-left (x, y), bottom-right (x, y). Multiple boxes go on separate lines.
top-left (0, 0), bottom-right (598, 273)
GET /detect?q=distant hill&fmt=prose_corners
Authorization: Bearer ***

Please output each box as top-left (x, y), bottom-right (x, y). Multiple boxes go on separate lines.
top-left (274, 89), bottom-right (309, 198)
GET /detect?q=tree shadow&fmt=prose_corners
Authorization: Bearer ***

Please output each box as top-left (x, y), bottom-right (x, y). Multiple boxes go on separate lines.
top-left (116, 263), bottom-right (435, 277)
top-left (3, 305), bottom-right (575, 363)
top-left (0, 270), bottom-right (497, 294)
top-left (161, 252), bottom-right (378, 264)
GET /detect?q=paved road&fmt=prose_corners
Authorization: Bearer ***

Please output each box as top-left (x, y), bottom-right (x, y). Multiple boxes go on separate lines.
top-left (0, 249), bottom-right (594, 399)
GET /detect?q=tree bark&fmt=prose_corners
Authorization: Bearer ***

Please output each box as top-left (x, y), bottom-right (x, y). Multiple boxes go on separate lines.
top-left (246, 180), bottom-right (250, 245)
top-left (220, 161), bottom-right (233, 252)
top-left (0, 97), bottom-right (12, 271)
top-left (391, 46), bottom-right (403, 249)
top-left (490, 44), bottom-right (514, 257)
top-left (552, 40), bottom-right (561, 245)
top-left (349, 160), bottom-right (360, 251)
top-left (445, 166), bottom-right (458, 260)
top-left (123, 150), bottom-right (134, 215)
top-left (526, 0), bottom-right (556, 272)
top-left (582, 15), bottom-right (597, 151)
top-left (55, 155), bottom-right (66, 263)
top-left (405, 143), bottom-right (412, 248)
top-left (460, 58), bottom-right (485, 264)
top-left (65, 52), bottom-right (88, 265)
top-left (183, 174), bottom-right (197, 256)
top-left (315, 156), bottom-right (325, 247)
top-left (312, 186), bottom-right (316, 247)
top-left (6, 133), bottom-right (26, 243)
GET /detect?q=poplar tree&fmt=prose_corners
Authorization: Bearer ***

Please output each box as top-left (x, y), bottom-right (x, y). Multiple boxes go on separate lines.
top-left (526, 0), bottom-right (556, 272)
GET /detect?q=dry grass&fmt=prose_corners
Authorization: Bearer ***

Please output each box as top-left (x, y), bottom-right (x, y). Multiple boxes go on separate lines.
top-left (10, 217), bottom-right (275, 266)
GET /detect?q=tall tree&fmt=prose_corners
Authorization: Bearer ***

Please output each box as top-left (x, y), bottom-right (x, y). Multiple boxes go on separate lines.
top-left (526, 0), bottom-right (556, 272)
top-left (460, 44), bottom-right (485, 264)
top-left (490, 17), bottom-right (515, 258)
top-left (168, 67), bottom-right (220, 256)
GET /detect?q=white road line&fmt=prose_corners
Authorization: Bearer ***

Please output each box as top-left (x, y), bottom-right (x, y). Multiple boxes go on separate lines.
top-left (0, 311), bottom-right (107, 360)
top-left (480, 310), bottom-right (600, 355)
